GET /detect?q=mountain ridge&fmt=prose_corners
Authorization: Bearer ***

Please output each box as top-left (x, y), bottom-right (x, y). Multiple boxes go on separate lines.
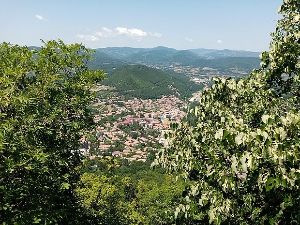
top-left (93, 46), bottom-right (261, 73)
top-left (96, 46), bottom-right (261, 59)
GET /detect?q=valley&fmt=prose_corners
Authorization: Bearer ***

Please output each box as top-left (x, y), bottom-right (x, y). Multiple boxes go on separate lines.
top-left (89, 46), bottom-right (261, 91)
top-left (82, 46), bottom-right (261, 161)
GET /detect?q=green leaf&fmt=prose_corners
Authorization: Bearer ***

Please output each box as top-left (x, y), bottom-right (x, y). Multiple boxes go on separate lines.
top-left (282, 179), bottom-right (287, 187)
top-left (61, 182), bottom-right (71, 190)
top-left (266, 177), bottom-right (274, 191)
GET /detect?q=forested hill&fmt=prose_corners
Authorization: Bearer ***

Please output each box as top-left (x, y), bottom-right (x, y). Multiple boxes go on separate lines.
top-left (101, 65), bottom-right (203, 99)
top-left (87, 51), bottom-right (126, 73)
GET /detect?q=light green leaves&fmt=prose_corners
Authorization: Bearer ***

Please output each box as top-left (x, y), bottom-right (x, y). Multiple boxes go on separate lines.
top-left (215, 129), bottom-right (223, 140)
top-left (61, 182), bottom-right (71, 190)
top-left (235, 132), bottom-right (245, 145)
top-left (262, 114), bottom-right (270, 124)
top-left (157, 1), bottom-right (300, 222)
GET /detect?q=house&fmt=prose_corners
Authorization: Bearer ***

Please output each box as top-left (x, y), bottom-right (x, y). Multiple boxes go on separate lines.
top-left (112, 151), bottom-right (121, 157)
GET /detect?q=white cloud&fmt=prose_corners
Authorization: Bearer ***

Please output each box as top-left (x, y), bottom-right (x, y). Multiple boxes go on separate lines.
top-left (76, 27), bottom-right (161, 42)
top-left (95, 27), bottom-right (148, 39)
top-left (96, 27), bottom-right (116, 37)
top-left (35, 15), bottom-right (47, 21)
top-left (217, 39), bottom-right (223, 44)
top-left (149, 32), bottom-right (162, 38)
top-left (76, 34), bottom-right (99, 41)
top-left (185, 37), bottom-right (194, 42)
top-left (94, 27), bottom-right (162, 41)
top-left (115, 27), bottom-right (147, 38)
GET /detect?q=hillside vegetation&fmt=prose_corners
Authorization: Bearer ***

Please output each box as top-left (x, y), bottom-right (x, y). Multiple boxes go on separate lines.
top-left (87, 51), bottom-right (126, 73)
top-left (102, 64), bottom-right (203, 99)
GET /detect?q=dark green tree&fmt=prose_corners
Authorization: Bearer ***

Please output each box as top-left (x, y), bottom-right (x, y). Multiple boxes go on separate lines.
top-left (156, 1), bottom-right (300, 224)
top-left (0, 40), bottom-right (104, 224)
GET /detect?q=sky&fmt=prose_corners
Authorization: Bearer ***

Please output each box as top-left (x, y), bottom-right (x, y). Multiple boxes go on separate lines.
top-left (0, 0), bottom-right (283, 52)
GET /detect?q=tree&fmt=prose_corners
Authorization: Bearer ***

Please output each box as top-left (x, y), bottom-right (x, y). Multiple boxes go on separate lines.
top-left (76, 173), bottom-right (142, 225)
top-left (0, 40), bottom-right (105, 224)
top-left (78, 158), bottom-right (186, 225)
top-left (155, 1), bottom-right (300, 224)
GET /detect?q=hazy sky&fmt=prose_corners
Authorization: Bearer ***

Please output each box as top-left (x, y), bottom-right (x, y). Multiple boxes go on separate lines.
top-left (0, 0), bottom-right (283, 51)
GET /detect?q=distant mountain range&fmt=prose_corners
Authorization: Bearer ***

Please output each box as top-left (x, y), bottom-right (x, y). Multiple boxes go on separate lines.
top-left (188, 48), bottom-right (260, 58)
top-left (98, 46), bottom-right (261, 59)
top-left (89, 46), bottom-right (261, 74)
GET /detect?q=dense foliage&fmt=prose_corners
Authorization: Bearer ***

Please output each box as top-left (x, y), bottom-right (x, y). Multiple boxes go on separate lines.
top-left (78, 157), bottom-right (186, 225)
top-left (155, 0), bottom-right (300, 224)
top-left (0, 40), bottom-right (104, 224)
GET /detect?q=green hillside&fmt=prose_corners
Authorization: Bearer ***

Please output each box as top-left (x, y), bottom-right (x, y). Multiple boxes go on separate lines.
top-left (168, 50), bottom-right (200, 65)
top-left (87, 50), bottom-right (126, 73)
top-left (203, 57), bottom-right (261, 71)
top-left (101, 65), bottom-right (203, 99)
top-left (96, 47), bottom-right (148, 59)
top-left (189, 48), bottom-right (260, 58)
top-left (125, 47), bottom-right (177, 64)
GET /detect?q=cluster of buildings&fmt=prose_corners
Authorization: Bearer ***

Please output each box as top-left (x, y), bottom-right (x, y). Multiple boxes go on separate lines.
top-left (145, 63), bottom-right (249, 85)
top-left (82, 93), bottom-right (187, 162)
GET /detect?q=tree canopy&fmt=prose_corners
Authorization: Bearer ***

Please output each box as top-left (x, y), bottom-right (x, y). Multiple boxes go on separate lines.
top-left (77, 157), bottom-right (186, 225)
top-left (155, 0), bottom-right (300, 224)
top-left (0, 40), bottom-right (104, 224)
